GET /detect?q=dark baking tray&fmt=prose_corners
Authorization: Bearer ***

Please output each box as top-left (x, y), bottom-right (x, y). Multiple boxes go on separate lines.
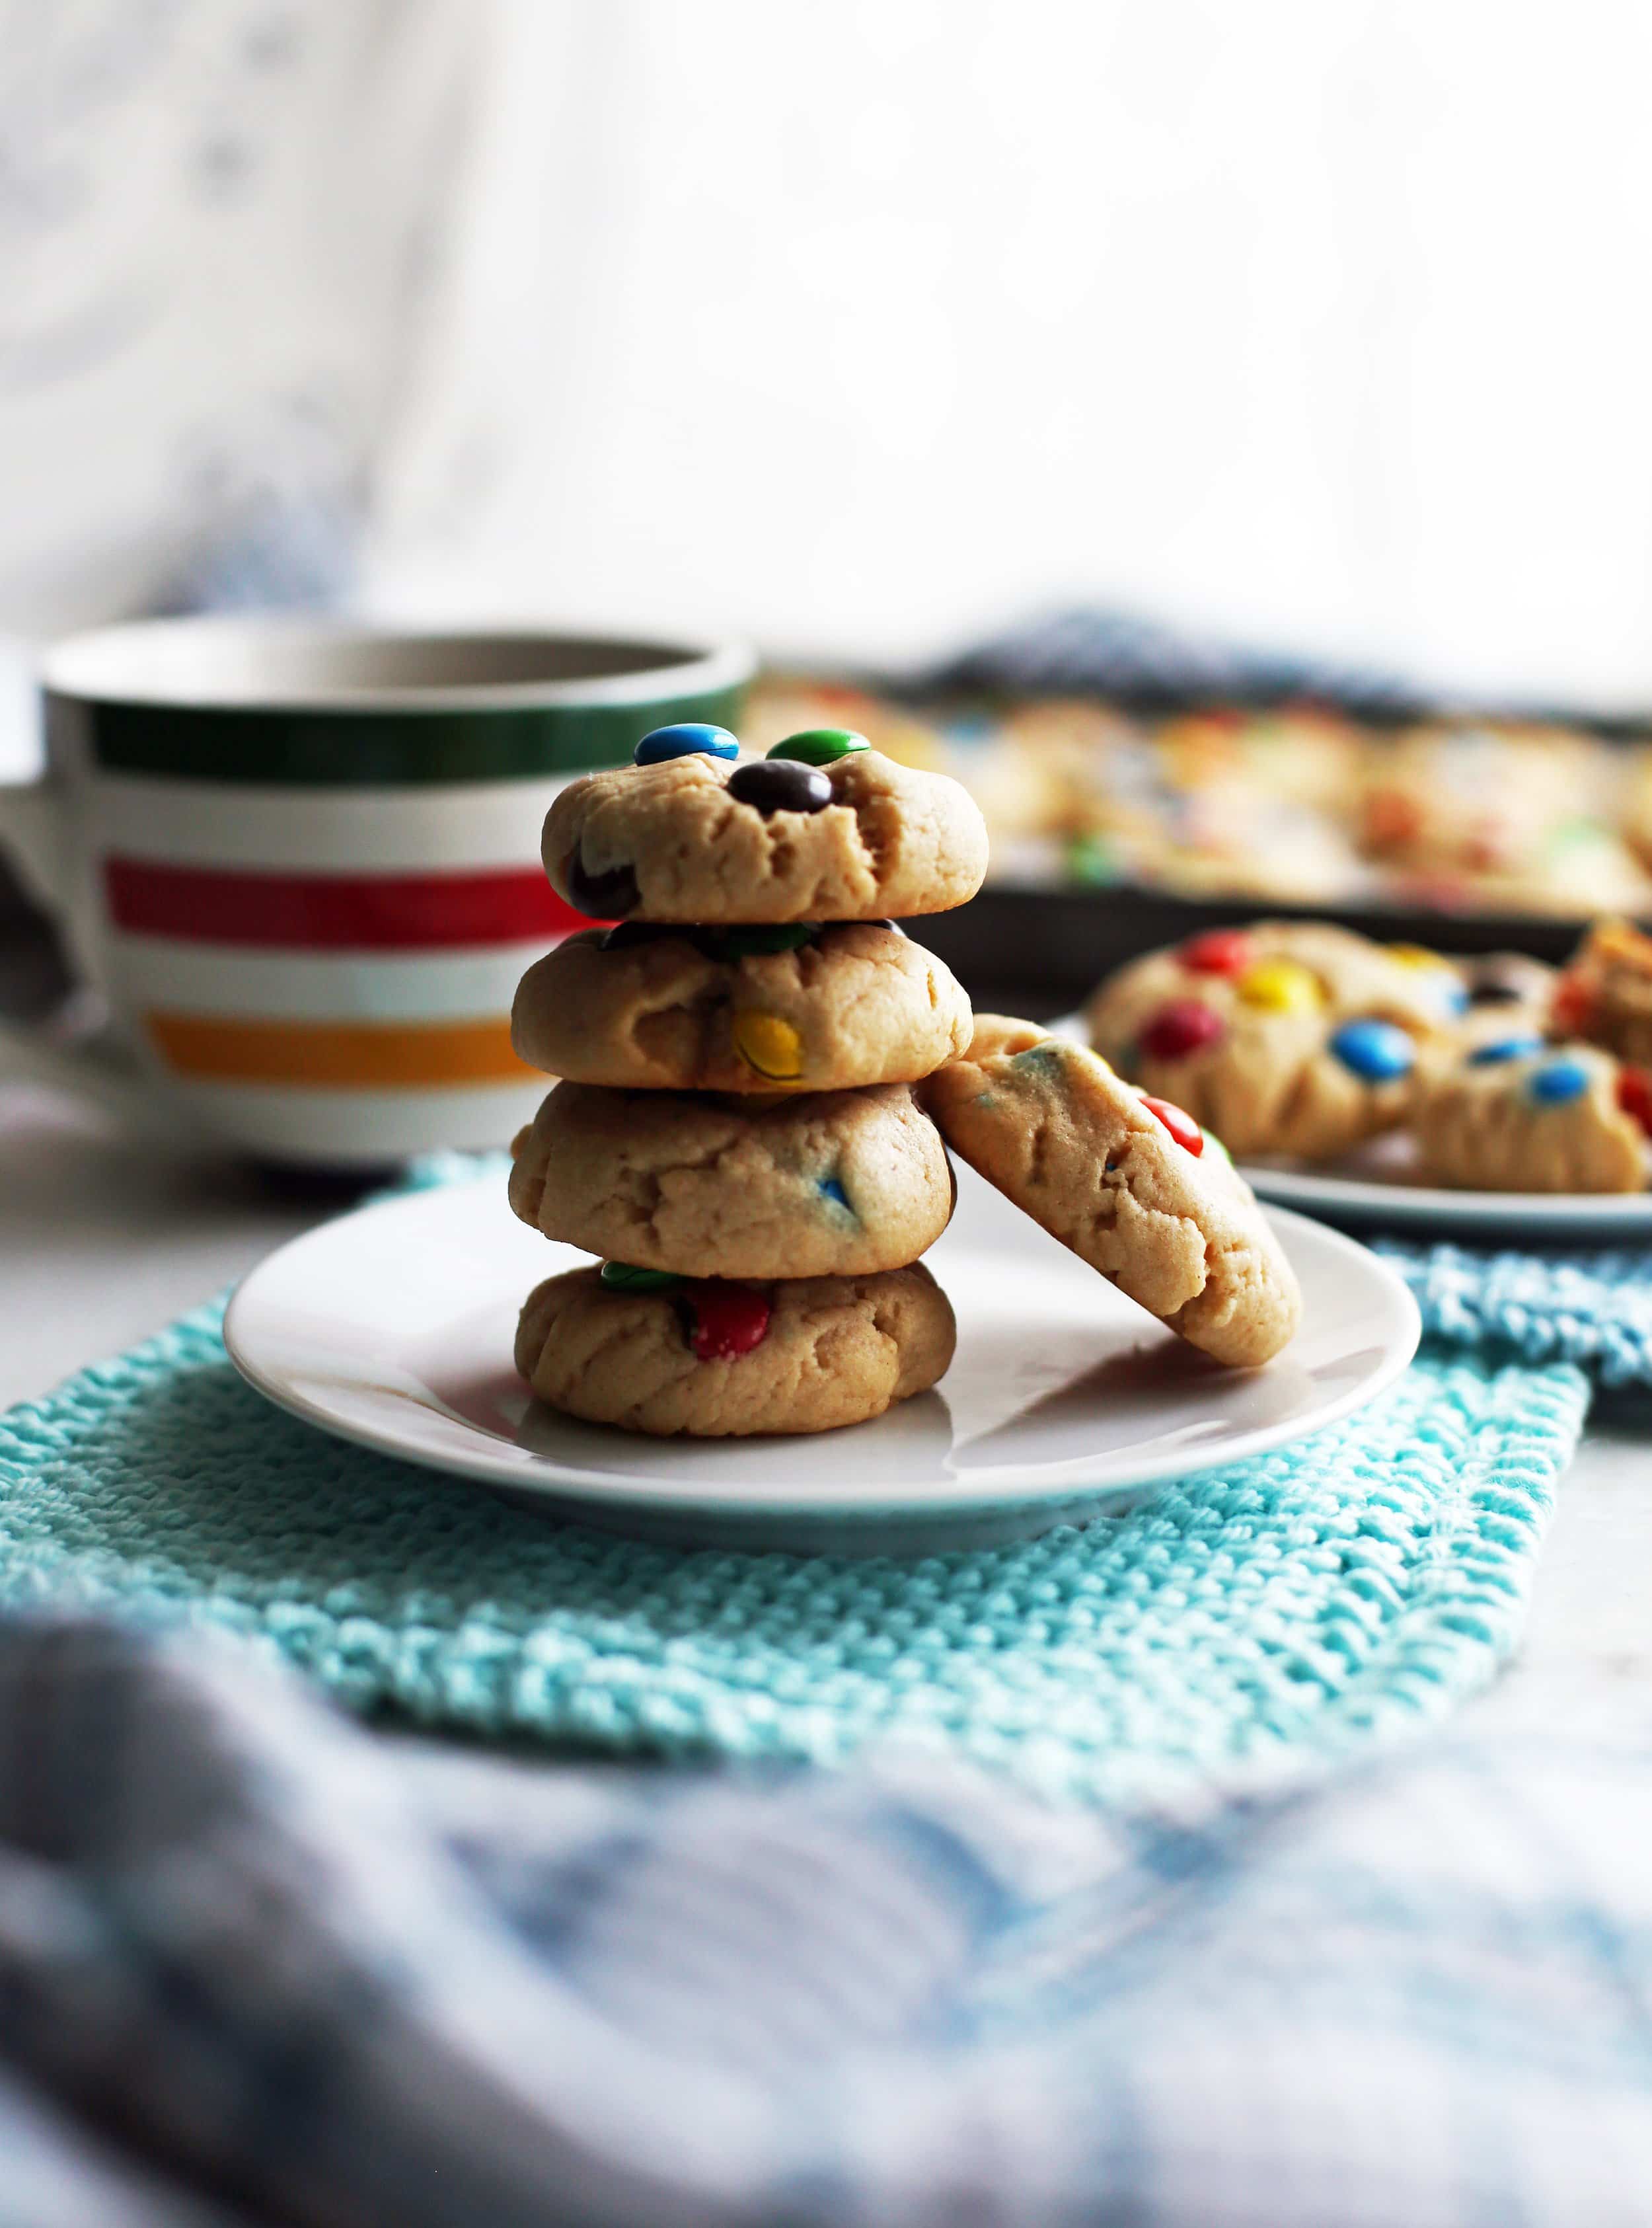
top-left (907, 882), bottom-right (1589, 1020)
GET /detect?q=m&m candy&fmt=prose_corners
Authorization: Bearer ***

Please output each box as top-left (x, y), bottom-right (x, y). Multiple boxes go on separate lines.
top-left (1238, 958), bottom-right (1324, 1015)
top-left (768, 728), bottom-right (870, 767)
top-left (1200, 1126), bottom-right (1234, 1171)
top-left (1618, 1067), bottom-right (1652, 1135)
top-left (732, 1010), bottom-right (804, 1083)
top-left (726, 759), bottom-right (833, 814)
top-left (679, 1280), bottom-right (772, 1360)
top-left (600, 1260), bottom-right (684, 1292)
top-left (1139, 999), bottom-right (1226, 1062)
top-left (1065, 832), bottom-right (1120, 886)
top-left (634, 722), bottom-right (739, 765)
top-left (1140, 1095), bottom-right (1204, 1155)
top-left (1468, 1035), bottom-right (1544, 1066)
top-left (1329, 1018), bottom-right (1415, 1083)
top-left (1551, 974), bottom-right (1595, 1035)
top-left (1527, 1058), bottom-right (1589, 1106)
top-left (1180, 928), bottom-right (1253, 977)
top-left (817, 1175), bottom-right (851, 1210)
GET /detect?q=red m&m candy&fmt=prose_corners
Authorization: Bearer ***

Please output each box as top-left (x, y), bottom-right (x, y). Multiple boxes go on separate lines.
top-left (1140, 1096), bottom-right (1204, 1155)
top-left (1618, 1067), bottom-right (1652, 1137)
top-left (1552, 974), bottom-right (1595, 1036)
top-left (1180, 929), bottom-right (1253, 978)
top-left (1139, 999), bottom-right (1225, 1062)
top-left (681, 1280), bottom-right (772, 1360)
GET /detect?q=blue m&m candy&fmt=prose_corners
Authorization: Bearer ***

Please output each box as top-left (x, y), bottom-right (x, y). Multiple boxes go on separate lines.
top-left (633, 722), bottom-right (739, 766)
top-left (1468, 1034), bottom-right (1544, 1066)
top-left (1329, 1018), bottom-right (1415, 1083)
top-left (1526, 1057), bottom-right (1590, 1106)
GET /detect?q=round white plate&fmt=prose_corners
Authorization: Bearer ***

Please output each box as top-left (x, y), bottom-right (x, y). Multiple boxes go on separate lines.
top-left (1049, 1013), bottom-right (1652, 1242)
top-left (1240, 1158), bottom-right (1652, 1237)
top-left (224, 1164), bottom-right (1420, 1553)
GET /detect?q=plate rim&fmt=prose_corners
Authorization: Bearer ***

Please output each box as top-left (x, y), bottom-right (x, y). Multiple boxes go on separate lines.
top-left (223, 1176), bottom-right (1423, 1519)
top-left (1240, 1159), bottom-right (1652, 1232)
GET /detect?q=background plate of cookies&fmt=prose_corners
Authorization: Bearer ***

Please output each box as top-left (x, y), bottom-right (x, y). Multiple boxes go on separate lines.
top-left (1061, 915), bottom-right (1652, 1241)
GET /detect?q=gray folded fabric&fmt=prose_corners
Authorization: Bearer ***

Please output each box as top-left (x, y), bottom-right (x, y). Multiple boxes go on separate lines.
top-left (0, 1613), bottom-right (1649, 2228)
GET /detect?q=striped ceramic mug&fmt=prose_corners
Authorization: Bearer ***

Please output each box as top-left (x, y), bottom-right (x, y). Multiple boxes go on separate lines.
top-left (4, 618), bottom-right (753, 1167)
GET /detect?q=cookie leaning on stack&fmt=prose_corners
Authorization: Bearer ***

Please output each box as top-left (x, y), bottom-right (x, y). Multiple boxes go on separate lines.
top-left (507, 722), bottom-right (988, 1436)
top-left (922, 1017), bottom-right (1302, 1367)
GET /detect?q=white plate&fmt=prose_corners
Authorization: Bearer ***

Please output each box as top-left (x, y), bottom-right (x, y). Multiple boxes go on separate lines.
top-left (1049, 1014), bottom-right (1652, 1242)
top-left (1240, 1158), bottom-right (1652, 1237)
top-left (224, 1165), bottom-right (1419, 1553)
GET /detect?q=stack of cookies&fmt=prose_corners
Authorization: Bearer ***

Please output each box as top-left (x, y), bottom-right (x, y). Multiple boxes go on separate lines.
top-left (506, 722), bottom-right (990, 1436)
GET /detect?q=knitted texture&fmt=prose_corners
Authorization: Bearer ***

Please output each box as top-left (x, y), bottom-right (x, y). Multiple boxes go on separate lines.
top-left (1379, 1240), bottom-right (1652, 1387)
top-left (0, 1291), bottom-right (1586, 1804)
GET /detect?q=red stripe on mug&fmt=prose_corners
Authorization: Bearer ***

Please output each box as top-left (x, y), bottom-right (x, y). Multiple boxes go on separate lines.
top-left (103, 858), bottom-right (601, 950)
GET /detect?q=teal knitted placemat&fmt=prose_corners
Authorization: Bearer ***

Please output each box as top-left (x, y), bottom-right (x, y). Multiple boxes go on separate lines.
top-left (0, 1269), bottom-right (1588, 1802)
top-left (1380, 1239), bottom-right (1652, 1387)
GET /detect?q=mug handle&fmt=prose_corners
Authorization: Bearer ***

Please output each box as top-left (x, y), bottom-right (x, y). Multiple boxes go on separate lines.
top-left (0, 767), bottom-right (65, 911)
top-left (0, 774), bottom-right (174, 1135)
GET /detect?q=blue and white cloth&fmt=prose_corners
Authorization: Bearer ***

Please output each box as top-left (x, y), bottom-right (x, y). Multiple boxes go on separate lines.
top-left (2, 1171), bottom-right (1649, 2220)
top-left (920, 605), bottom-right (1425, 715)
top-left (0, 1613), bottom-right (1649, 2228)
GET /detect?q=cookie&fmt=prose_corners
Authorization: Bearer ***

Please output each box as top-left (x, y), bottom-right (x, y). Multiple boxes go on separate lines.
top-left (515, 1260), bottom-right (956, 1437)
top-left (1552, 919), bottom-right (1652, 1065)
top-left (1359, 721), bottom-right (1604, 874)
top-left (1452, 950), bottom-right (1556, 1052)
top-left (1412, 1038), bottom-right (1647, 1194)
top-left (541, 733), bottom-right (989, 924)
top-left (511, 920), bottom-right (971, 1093)
top-left (924, 1017), bottom-right (1301, 1367)
top-left (509, 1079), bottom-right (954, 1280)
top-left (1083, 922), bottom-right (1459, 1162)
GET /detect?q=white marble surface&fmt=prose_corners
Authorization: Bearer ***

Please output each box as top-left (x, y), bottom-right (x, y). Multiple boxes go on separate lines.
top-left (3, 1075), bottom-right (1649, 1753)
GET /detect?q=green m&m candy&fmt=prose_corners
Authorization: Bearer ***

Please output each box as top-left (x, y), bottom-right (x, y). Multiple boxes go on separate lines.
top-left (767, 728), bottom-right (870, 767)
top-left (599, 1261), bottom-right (684, 1292)
top-left (1201, 1127), bottom-right (1234, 1171)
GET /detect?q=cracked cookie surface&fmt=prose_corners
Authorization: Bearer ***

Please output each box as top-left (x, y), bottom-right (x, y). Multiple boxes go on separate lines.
top-left (541, 747), bottom-right (989, 924)
top-left (511, 921), bottom-right (971, 1091)
top-left (922, 1016), bottom-right (1301, 1366)
top-left (509, 1079), bottom-right (954, 1279)
top-left (515, 1262), bottom-right (956, 1436)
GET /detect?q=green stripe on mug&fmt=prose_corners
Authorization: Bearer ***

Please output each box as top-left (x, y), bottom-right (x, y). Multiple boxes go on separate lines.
top-left (60, 687), bottom-right (746, 785)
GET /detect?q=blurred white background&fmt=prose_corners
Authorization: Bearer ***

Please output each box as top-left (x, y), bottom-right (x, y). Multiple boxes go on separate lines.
top-left (5, 0), bottom-right (1652, 760)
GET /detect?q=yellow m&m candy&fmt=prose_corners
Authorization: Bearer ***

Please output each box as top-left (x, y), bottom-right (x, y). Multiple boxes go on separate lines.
top-left (732, 1010), bottom-right (804, 1083)
top-left (1388, 943), bottom-right (1446, 970)
top-left (1237, 958), bottom-right (1324, 1014)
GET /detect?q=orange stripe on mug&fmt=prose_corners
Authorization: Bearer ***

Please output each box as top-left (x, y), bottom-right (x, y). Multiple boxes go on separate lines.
top-left (143, 1011), bottom-right (535, 1090)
